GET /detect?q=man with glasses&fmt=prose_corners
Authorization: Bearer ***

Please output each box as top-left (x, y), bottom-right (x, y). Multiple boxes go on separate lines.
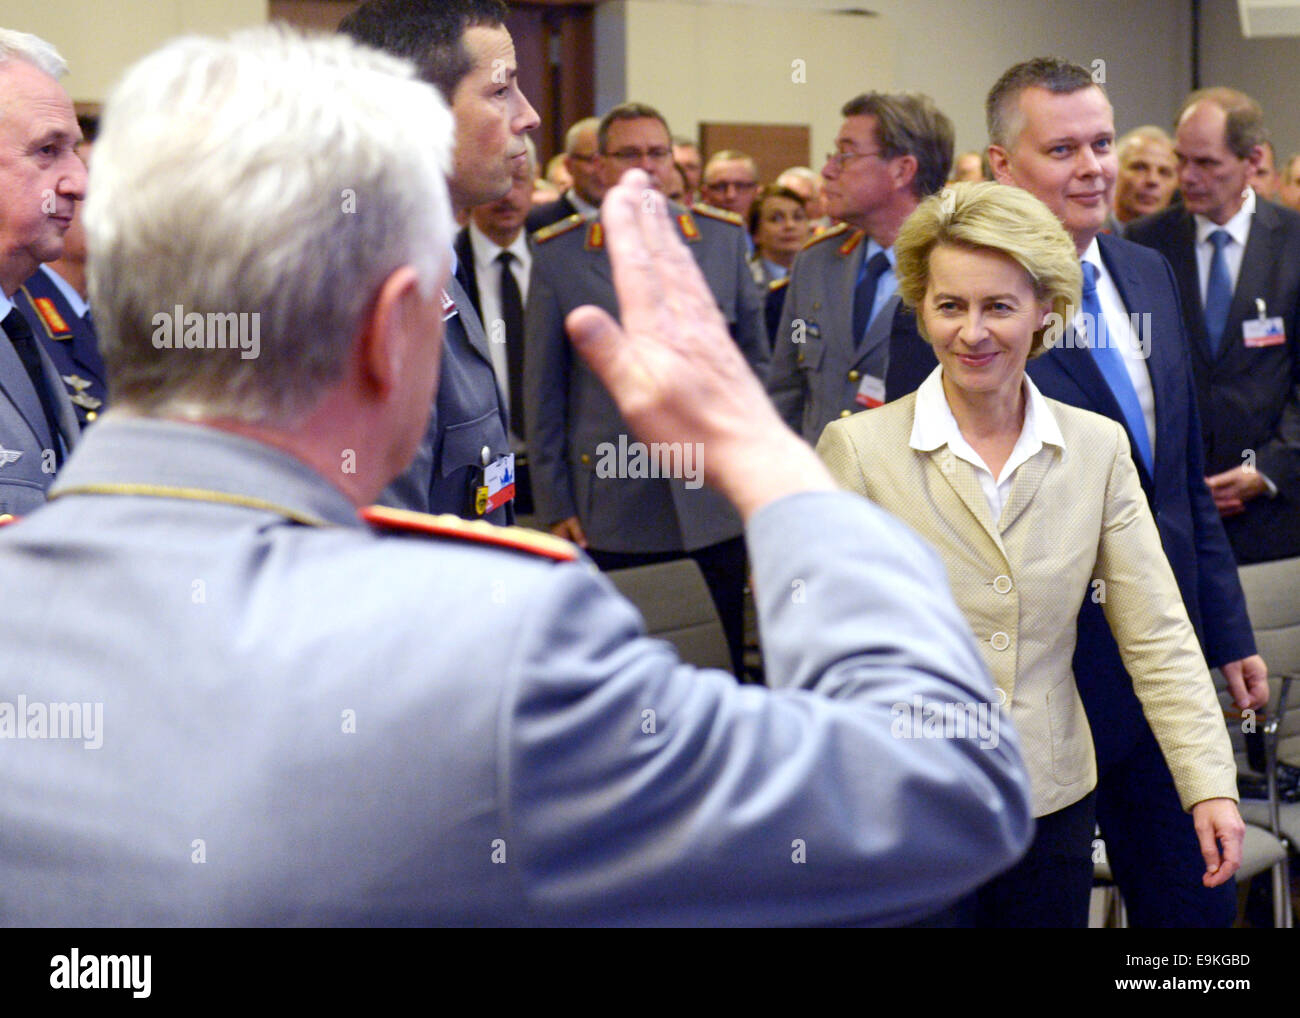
top-left (766, 92), bottom-right (952, 443)
top-left (525, 102), bottom-right (767, 678)
top-left (701, 150), bottom-right (761, 251)
top-left (527, 116), bottom-right (605, 233)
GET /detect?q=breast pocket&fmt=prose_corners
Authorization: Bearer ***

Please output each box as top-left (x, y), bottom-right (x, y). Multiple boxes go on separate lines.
top-left (0, 478), bottom-right (48, 518)
top-left (439, 409), bottom-right (505, 478)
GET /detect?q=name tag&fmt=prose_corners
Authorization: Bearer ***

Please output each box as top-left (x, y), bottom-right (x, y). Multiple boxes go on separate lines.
top-left (476, 453), bottom-right (516, 515)
top-left (854, 373), bottom-right (886, 409)
top-left (1243, 316), bottom-right (1285, 348)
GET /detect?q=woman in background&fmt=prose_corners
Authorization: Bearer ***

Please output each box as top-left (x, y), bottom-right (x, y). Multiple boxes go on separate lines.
top-left (747, 184), bottom-right (811, 289)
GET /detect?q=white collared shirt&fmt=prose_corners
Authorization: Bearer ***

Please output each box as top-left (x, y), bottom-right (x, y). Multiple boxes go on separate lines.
top-left (910, 366), bottom-right (1066, 521)
top-left (467, 221), bottom-right (530, 414)
top-left (1078, 237), bottom-right (1157, 461)
top-left (1195, 187), bottom-right (1254, 302)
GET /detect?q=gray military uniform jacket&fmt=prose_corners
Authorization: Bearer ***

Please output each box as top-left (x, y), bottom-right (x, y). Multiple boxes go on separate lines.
top-left (525, 205), bottom-right (769, 553)
top-left (381, 274), bottom-right (513, 524)
top-left (766, 225), bottom-right (899, 444)
top-left (0, 416), bottom-right (1031, 926)
top-left (0, 308), bottom-right (79, 516)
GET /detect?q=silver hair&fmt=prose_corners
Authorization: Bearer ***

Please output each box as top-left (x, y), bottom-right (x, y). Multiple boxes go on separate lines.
top-left (0, 28), bottom-right (68, 78)
top-left (85, 26), bottom-right (454, 424)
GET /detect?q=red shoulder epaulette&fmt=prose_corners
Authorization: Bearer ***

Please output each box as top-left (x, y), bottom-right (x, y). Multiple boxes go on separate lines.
top-left (359, 505), bottom-right (578, 562)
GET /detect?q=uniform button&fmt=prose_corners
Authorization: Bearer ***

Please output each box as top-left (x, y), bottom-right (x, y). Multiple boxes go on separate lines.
top-left (797, 352), bottom-right (805, 365)
top-left (86, 411), bottom-right (97, 421)
top-left (993, 575), bottom-right (1013, 594)
top-left (990, 632), bottom-right (1010, 651)
top-left (480, 445), bottom-right (491, 467)
top-left (848, 370), bottom-right (860, 382)
top-left (839, 409), bottom-right (851, 418)
top-left (580, 453), bottom-right (591, 465)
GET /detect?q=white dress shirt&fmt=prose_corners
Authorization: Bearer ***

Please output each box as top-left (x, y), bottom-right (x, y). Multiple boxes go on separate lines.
top-left (1078, 237), bottom-right (1157, 462)
top-left (1194, 186), bottom-right (1254, 302)
top-left (467, 221), bottom-right (531, 416)
top-left (909, 366), bottom-right (1066, 521)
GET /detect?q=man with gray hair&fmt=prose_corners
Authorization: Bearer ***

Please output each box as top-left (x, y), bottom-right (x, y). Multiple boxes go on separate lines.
top-left (765, 91), bottom-right (952, 443)
top-left (0, 29), bottom-right (85, 517)
top-left (1113, 125), bottom-right (1178, 227)
top-left (0, 27), bottom-right (1034, 926)
top-left (339, 0), bottom-right (540, 524)
top-left (526, 115), bottom-right (604, 233)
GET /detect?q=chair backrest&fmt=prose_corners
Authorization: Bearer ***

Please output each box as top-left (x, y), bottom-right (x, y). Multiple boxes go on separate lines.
top-left (1238, 557), bottom-right (1300, 744)
top-left (606, 558), bottom-right (733, 674)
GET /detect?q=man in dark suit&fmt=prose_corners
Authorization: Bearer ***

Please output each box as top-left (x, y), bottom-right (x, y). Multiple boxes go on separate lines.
top-left (525, 116), bottom-right (603, 234)
top-left (0, 29), bottom-right (85, 517)
top-left (1127, 87), bottom-right (1300, 565)
top-left (983, 58), bottom-right (1267, 926)
top-left (765, 91), bottom-right (948, 444)
top-left (340, 0), bottom-right (539, 524)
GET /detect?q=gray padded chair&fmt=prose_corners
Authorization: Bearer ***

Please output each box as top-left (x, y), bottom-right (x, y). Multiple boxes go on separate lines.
top-left (606, 558), bottom-right (733, 675)
top-left (1233, 556), bottom-right (1300, 927)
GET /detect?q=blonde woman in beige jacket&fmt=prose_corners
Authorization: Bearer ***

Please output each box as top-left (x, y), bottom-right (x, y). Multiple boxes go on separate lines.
top-left (817, 181), bottom-right (1242, 927)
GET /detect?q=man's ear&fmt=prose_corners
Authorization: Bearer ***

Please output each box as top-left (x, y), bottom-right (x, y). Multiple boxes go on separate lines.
top-left (987, 145), bottom-right (1013, 185)
top-left (358, 265), bottom-right (430, 398)
top-left (891, 153), bottom-right (918, 193)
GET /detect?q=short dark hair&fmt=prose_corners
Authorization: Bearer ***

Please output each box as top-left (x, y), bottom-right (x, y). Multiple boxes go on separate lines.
top-left (597, 102), bottom-right (672, 154)
top-left (839, 92), bottom-right (954, 199)
top-left (748, 184), bottom-right (805, 236)
top-left (338, 0), bottom-right (507, 102)
top-left (1178, 87), bottom-right (1268, 160)
top-left (986, 57), bottom-right (1098, 150)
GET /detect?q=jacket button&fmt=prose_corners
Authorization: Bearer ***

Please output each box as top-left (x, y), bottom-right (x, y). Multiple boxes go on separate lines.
top-left (840, 409), bottom-right (852, 418)
top-left (848, 370), bottom-right (860, 381)
top-left (993, 575), bottom-right (1013, 594)
top-left (990, 632), bottom-right (1010, 651)
top-left (580, 453), bottom-right (591, 465)
top-left (480, 445), bottom-right (492, 467)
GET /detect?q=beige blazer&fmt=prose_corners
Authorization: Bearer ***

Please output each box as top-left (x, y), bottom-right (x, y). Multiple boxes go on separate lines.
top-left (817, 391), bottom-right (1237, 817)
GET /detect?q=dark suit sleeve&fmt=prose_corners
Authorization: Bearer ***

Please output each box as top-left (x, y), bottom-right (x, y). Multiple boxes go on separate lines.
top-left (523, 254), bottom-right (576, 526)
top-left (1159, 256), bottom-right (1257, 665)
top-left (1253, 292), bottom-right (1300, 504)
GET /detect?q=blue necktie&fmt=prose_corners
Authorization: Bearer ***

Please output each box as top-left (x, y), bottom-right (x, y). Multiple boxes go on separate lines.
top-left (1081, 262), bottom-right (1153, 473)
top-left (851, 250), bottom-right (891, 349)
top-left (1203, 229), bottom-right (1233, 354)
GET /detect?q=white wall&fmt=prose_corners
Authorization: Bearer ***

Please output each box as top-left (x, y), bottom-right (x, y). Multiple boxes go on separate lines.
top-left (1198, 0), bottom-right (1300, 160)
top-left (597, 0), bottom-right (1194, 162)
top-left (2, 0), bottom-right (266, 104)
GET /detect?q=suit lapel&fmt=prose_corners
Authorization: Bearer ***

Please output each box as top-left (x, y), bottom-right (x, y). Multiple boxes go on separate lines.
top-left (453, 228), bottom-right (481, 317)
top-left (997, 446), bottom-right (1053, 534)
top-left (927, 447), bottom-right (1009, 565)
top-left (446, 273), bottom-right (493, 365)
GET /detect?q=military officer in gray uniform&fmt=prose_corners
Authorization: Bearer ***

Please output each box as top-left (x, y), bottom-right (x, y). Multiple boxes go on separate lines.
top-left (767, 92), bottom-right (951, 444)
top-left (0, 30), bottom-right (84, 517)
top-left (340, 0), bottom-right (539, 524)
top-left (0, 29), bottom-right (1033, 926)
top-left (526, 102), bottom-right (768, 674)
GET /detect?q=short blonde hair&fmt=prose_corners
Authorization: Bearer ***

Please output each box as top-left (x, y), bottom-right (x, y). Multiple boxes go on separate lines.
top-left (894, 180), bottom-right (1080, 358)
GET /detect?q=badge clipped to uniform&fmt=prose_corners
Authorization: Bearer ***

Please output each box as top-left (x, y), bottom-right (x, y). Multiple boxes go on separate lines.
top-left (440, 288), bottom-right (459, 322)
top-left (475, 453), bottom-right (516, 516)
top-left (1243, 298), bottom-right (1286, 348)
top-left (854, 373), bottom-right (886, 409)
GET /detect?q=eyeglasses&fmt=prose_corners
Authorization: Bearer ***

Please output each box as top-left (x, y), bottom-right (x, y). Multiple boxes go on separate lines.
top-left (568, 152), bottom-right (598, 164)
top-left (704, 180), bottom-right (758, 193)
top-left (605, 147), bottom-right (673, 163)
top-left (824, 150), bottom-right (885, 171)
